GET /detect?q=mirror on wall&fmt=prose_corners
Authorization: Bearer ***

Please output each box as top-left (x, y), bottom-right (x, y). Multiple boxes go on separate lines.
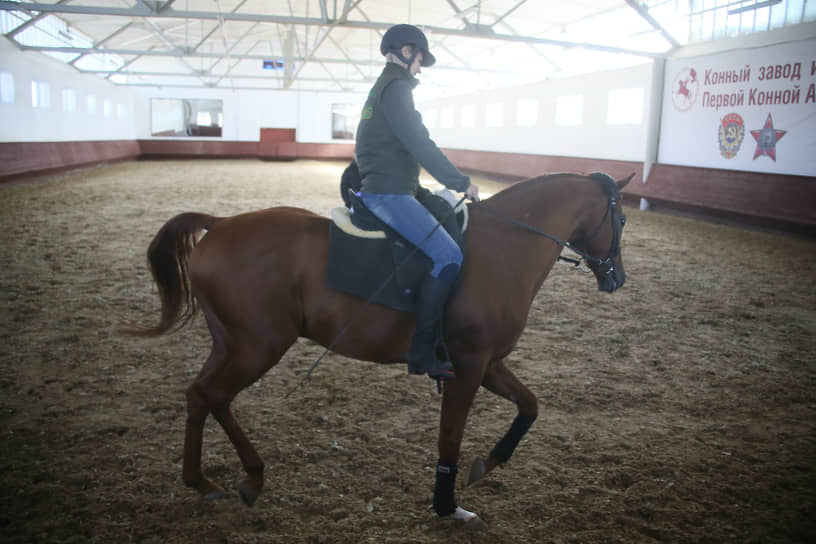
top-left (331, 103), bottom-right (359, 140)
top-left (151, 98), bottom-right (223, 137)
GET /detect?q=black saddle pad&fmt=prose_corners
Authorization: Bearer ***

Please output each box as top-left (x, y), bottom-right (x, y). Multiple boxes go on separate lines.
top-left (327, 223), bottom-right (430, 312)
top-left (326, 192), bottom-right (465, 313)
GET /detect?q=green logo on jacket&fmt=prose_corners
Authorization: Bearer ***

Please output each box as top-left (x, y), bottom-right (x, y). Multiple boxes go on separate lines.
top-left (361, 104), bottom-right (373, 120)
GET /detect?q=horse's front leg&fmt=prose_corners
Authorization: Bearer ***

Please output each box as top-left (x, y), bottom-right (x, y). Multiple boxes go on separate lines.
top-left (435, 361), bottom-right (488, 529)
top-left (467, 358), bottom-right (538, 485)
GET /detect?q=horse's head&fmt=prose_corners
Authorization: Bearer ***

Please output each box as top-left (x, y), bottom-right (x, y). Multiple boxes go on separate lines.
top-left (570, 173), bottom-right (633, 293)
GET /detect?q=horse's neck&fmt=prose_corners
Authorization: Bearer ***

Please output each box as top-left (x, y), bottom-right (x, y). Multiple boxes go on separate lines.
top-left (475, 176), bottom-right (596, 295)
top-left (487, 175), bottom-right (595, 242)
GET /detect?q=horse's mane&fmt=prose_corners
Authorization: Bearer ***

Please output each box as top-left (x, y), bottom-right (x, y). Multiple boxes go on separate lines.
top-left (486, 172), bottom-right (583, 203)
top-left (487, 172), bottom-right (617, 204)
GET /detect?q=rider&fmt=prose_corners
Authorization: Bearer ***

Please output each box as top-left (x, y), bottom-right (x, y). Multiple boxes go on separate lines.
top-left (354, 24), bottom-right (480, 381)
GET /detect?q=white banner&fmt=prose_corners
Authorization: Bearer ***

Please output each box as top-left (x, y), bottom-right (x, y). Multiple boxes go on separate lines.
top-left (659, 39), bottom-right (816, 177)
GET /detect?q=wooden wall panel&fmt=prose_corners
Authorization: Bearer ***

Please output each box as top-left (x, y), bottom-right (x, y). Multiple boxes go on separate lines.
top-left (628, 164), bottom-right (816, 229)
top-left (259, 128), bottom-right (296, 143)
top-left (0, 141), bottom-right (141, 182)
top-left (138, 140), bottom-right (258, 158)
top-left (293, 143), bottom-right (354, 160)
top-left (442, 148), bottom-right (644, 183)
top-left (2, 139), bottom-right (813, 232)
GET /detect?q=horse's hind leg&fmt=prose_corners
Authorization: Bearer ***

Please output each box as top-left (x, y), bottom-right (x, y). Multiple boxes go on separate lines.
top-left (210, 402), bottom-right (264, 506)
top-left (182, 314), bottom-right (297, 506)
top-left (183, 376), bottom-right (225, 499)
top-left (182, 331), bottom-right (232, 499)
top-left (468, 358), bottom-right (538, 485)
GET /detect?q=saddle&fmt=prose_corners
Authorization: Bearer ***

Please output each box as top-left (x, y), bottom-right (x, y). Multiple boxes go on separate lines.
top-left (326, 188), bottom-right (468, 312)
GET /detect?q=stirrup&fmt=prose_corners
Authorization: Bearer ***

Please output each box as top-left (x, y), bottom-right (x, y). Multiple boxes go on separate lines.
top-left (427, 362), bottom-right (456, 381)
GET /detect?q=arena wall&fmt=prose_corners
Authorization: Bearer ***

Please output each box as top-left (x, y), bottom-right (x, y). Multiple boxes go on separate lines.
top-left (1, 34), bottom-right (813, 232)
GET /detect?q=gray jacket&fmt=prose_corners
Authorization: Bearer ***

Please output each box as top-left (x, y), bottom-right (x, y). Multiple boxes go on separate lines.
top-left (355, 62), bottom-right (470, 196)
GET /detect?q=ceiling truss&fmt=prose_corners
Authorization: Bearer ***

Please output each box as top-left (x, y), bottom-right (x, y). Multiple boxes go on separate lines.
top-left (1, 0), bottom-right (808, 95)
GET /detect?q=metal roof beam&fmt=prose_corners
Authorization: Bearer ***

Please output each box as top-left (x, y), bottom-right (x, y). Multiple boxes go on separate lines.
top-left (81, 69), bottom-right (371, 84)
top-left (0, 1), bottom-right (664, 58)
top-left (284, 0), bottom-right (363, 89)
top-left (14, 45), bottom-right (518, 73)
top-left (492, 0), bottom-right (530, 28)
top-left (624, 0), bottom-right (681, 49)
top-left (3, 0), bottom-right (70, 38)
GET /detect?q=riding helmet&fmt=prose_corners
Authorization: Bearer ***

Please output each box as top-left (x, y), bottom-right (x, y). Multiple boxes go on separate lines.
top-left (380, 24), bottom-right (436, 67)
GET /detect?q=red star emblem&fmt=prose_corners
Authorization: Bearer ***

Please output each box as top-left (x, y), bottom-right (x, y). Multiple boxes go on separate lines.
top-left (750, 113), bottom-right (786, 161)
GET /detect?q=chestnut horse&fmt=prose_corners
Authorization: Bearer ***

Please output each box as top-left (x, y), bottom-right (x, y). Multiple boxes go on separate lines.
top-left (119, 172), bottom-right (632, 527)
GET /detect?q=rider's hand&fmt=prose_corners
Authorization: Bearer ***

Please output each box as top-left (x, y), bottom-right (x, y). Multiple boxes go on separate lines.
top-left (465, 183), bottom-right (480, 202)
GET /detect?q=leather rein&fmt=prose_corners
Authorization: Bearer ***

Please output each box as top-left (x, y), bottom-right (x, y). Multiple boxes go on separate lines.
top-left (474, 180), bottom-right (625, 274)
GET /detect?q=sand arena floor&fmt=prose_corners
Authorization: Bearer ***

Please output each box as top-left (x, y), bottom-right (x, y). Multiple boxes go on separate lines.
top-left (0, 159), bottom-right (814, 543)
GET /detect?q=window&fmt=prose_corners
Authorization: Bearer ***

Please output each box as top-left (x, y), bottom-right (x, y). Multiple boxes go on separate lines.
top-left (150, 98), bottom-right (223, 137)
top-left (0, 71), bottom-right (14, 104)
top-left (485, 103), bottom-right (504, 127)
top-left (515, 99), bottom-right (538, 127)
top-left (555, 95), bottom-right (583, 126)
top-left (607, 87), bottom-right (644, 125)
top-left (460, 105), bottom-right (476, 128)
top-left (87, 94), bottom-right (97, 115)
top-left (440, 106), bottom-right (454, 128)
top-left (117, 103), bottom-right (127, 121)
top-left (31, 80), bottom-right (50, 108)
top-left (62, 88), bottom-right (76, 112)
top-left (331, 103), bottom-right (357, 140)
top-left (423, 108), bottom-right (437, 129)
top-left (103, 98), bottom-right (112, 118)
top-left (197, 111), bottom-right (212, 127)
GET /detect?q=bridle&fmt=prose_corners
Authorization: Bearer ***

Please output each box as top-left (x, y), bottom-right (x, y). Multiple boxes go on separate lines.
top-left (476, 176), bottom-right (626, 284)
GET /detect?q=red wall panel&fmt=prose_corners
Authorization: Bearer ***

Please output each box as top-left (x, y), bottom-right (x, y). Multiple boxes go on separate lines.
top-left (0, 140), bottom-right (141, 182)
top-left (138, 140), bottom-right (258, 158)
top-left (2, 139), bottom-right (812, 232)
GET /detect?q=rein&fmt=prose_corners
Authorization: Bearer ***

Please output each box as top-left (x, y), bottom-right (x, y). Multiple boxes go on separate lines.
top-left (475, 198), bottom-right (612, 270)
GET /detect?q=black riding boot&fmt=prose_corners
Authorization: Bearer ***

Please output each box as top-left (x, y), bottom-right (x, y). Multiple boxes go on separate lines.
top-left (407, 275), bottom-right (456, 380)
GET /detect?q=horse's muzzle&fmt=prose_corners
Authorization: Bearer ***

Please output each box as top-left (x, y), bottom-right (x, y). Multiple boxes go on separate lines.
top-left (596, 262), bottom-right (625, 293)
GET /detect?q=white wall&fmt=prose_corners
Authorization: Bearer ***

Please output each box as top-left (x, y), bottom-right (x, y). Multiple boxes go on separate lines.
top-left (417, 63), bottom-right (654, 162)
top-left (0, 32), bottom-right (652, 157)
top-left (0, 38), bottom-right (141, 142)
top-left (0, 36), bottom-right (365, 144)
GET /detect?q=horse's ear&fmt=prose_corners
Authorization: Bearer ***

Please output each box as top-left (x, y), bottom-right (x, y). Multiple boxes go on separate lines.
top-left (616, 173), bottom-right (635, 191)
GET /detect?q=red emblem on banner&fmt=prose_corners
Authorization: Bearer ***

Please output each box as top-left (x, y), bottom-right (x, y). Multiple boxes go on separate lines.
top-left (671, 67), bottom-right (698, 112)
top-left (718, 113), bottom-right (745, 159)
top-left (750, 113), bottom-right (786, 161)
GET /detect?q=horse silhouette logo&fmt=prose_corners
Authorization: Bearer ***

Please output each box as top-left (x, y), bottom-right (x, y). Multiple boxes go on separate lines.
top-left (671, 67), bottom-right (698, 112)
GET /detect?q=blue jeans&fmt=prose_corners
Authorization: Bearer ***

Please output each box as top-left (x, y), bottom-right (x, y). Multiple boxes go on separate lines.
top-left (359, 193), bottom-right (462, 282)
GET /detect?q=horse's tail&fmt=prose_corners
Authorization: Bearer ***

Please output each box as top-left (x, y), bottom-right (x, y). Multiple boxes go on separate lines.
top-left (117, 212), bottom-right (220, 337)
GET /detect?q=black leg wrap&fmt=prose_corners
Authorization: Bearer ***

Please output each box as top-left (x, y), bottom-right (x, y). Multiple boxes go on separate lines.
top-left (490, 413), bottom-right (537, 464)
top-left (432, 462), bottom-right (458, 516)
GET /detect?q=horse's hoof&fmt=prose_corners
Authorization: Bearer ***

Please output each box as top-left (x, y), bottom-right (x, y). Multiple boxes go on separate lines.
top-left (444, 506), bottom-right (488, 531)
top-left (467, 457), bottom-right (486, 485)
top-left (193, 478), bottom-right (226, 500)
top-left (238, 479), bottom-right (261, 507)
top-left (203, 489), bottom-right (226, 500)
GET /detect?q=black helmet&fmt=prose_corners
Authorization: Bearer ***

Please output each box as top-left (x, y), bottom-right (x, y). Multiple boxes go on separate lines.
top-left (380, 24), bottom-right (435, 67)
